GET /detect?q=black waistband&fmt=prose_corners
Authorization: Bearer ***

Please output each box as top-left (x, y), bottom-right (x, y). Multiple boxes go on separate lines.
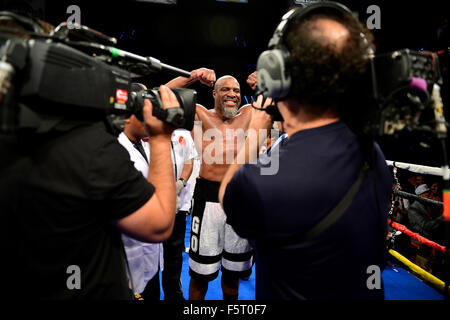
top-left (194, 177), bottom-right (221, 203)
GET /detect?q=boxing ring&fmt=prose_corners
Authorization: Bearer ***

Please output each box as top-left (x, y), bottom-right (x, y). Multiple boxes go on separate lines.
top-left (386, 160), bottom-right (449, 298)
top-left (176, 159), bottom-right (449, 300)
top-left (386, 161), bottom-right (445, 177)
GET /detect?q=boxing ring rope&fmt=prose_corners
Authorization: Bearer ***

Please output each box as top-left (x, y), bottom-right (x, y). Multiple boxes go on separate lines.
top-left (386, 160), bottom-right (444, 177)
top-left (386, 160), bottom-right (449, 221)
top-left (392, 189), bottom-right (443, 208)
top-left (389, 249), bottom-right (450, 293)
top-left (386, 160), bottom-right (450, 296)
top-left (388, 220), bottom-right (445, 253)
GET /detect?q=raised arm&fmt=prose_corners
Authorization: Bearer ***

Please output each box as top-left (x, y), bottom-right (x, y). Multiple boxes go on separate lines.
top-left (165, 67), bottom-right (216, 88)
top-left (246, 71), bottom-right (258, 91)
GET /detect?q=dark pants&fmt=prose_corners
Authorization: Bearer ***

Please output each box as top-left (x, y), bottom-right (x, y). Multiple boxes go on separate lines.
top-left (141, 270), bottom-right (160, 301)
top-left (162, 211), bottom-right (187, 301)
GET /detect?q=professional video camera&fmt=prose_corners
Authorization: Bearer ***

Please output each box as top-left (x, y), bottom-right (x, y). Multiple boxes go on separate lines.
top-left (0, 13), bottom-right (197, 135)
top-left (256, 47), bottom-right (445, 138)
top-left (370, 49), bottom-right (445, 138)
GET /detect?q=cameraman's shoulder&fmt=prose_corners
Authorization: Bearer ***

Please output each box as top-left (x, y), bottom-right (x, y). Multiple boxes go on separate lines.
top-left (86, 121), bottom-right (115, 137)
top-left (76, 122), bottom-right (123, 150)
top-left (373, 142), bottom-right (389, 168)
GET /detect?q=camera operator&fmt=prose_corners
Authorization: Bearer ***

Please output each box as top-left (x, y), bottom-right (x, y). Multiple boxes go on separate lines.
top-left (119, 82), bottom-right (199, 302)
top-left (0, 70), bottom-right (179, 300)
top-left (218, 2), bottom-right (392, 300)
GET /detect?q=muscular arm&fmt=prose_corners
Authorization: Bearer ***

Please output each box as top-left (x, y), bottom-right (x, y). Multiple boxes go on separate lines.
top-left (117, 135), bottom-right (176, 242)
top-left (165, 68), bottom-right (216, 88)
top-left (195, 104), bottom-right (208, 121)
top-left (165, 76), bottom-right (196, 89)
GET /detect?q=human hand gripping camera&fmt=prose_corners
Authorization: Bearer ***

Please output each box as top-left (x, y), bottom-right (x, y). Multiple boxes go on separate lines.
top-left (0, 12), bottom-right (199, 299)
top-left (116, 86), bottom-right (180, 242)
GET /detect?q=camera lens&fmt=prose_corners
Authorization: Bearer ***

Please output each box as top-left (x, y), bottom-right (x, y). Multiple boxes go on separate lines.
top-left (131, 88), bottom-right (197, 130)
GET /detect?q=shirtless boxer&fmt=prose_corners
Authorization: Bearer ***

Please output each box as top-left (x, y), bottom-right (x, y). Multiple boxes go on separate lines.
top-left (167, 72), bottom-right (255, 300)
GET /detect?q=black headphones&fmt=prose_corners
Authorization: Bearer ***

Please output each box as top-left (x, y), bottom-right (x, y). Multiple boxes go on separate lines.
top-left (256, 1), bottom-right (372, 100)
top-left (0, 10), bottom-right (45, 35)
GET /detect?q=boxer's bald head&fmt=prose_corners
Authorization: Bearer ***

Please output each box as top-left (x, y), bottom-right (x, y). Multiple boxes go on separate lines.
top-left (213, 75), bottom-right (241, 119)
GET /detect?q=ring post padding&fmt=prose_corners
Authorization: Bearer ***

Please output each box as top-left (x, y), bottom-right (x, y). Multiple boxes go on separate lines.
top-left (444, 190), bottom-right (450, 222)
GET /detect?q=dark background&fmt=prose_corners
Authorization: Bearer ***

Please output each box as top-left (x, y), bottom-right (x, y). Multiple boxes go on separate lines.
top-left (1, 0), bottom-right (449, 168)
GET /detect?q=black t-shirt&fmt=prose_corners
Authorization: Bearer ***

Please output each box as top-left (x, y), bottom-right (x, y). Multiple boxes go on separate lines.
top-left (223, 121), bottom-right (392, 300)
top-left (0, 122), bottom-right (154, 299)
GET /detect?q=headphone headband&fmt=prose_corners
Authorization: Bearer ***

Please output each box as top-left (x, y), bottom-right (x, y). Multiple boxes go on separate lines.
top-left (268, 1), bottom-right (355, 49)
top-left (256, 1), bottom-right (366, 100)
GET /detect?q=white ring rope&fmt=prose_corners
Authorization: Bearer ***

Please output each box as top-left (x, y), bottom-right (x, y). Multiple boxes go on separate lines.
top-left (386, 160), bottom-right (445, 177)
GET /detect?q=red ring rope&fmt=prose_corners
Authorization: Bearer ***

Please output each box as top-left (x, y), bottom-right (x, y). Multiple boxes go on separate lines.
top-left (388, 220), bottom-right (446, 253)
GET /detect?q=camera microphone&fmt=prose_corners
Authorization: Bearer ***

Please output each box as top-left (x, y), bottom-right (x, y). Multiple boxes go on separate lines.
top-left (108, 47), bottom-right (191, 78)
top-left (51, 23), bottom-right (192, 79)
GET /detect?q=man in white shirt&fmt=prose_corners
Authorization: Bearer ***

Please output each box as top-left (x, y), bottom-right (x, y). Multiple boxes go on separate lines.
top-left (118, 78), bottom-right (204, 300)
top-left (162, 129), bottom-right (198, 301)
top-left (119, 121), bottom-right (198, 300)
top-left (118, 87), bottom-right (164, 299)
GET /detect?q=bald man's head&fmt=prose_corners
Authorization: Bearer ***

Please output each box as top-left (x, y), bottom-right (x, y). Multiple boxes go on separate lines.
top-left (284, 11), bottom-right (374, 113)
top-left (214, 75), bottom-right (238, 90)
top-left (307, 17), bottom-right (350, 53)
top-left (213, 75), bottom-right (241, 119)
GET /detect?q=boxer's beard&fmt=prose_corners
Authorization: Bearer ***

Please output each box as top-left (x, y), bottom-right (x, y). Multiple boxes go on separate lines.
top-left (223, 106), bottom-right (239, 119)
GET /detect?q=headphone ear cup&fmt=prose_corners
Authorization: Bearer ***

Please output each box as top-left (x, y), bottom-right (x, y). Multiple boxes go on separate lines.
top-left (256, 48), bottom-right (291, 99)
